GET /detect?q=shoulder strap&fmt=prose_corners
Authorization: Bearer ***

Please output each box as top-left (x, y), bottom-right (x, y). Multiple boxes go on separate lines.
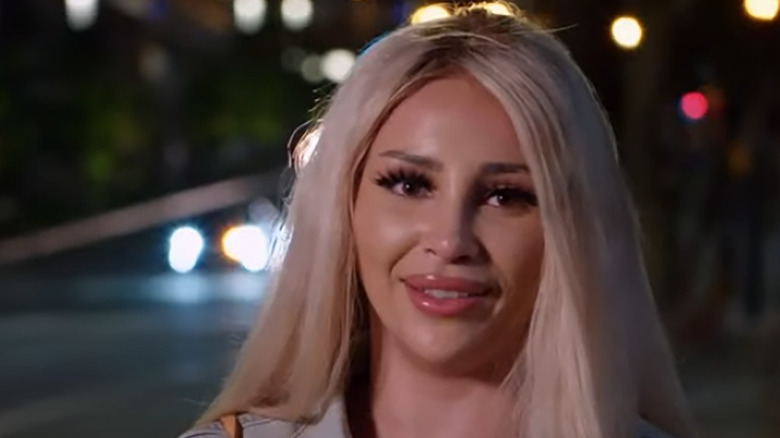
top-left (219, 414), bottom-right (243, 438)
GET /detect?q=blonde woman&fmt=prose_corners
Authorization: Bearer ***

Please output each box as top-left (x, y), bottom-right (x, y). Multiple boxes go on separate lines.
top-left (180, 3), bottom-right (695, 438)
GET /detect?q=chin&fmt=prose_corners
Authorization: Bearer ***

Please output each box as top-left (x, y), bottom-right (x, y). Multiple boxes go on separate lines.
top-left (399, 319), bottom-right (490, 373)
top-left (368, 284), bottom-right (507, 376)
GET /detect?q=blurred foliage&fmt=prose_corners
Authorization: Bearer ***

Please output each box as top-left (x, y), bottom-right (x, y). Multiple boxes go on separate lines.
top-left (186, 49), bottom-right (298, 175)
top-left (0, 6), bottom-right (311, 235)
top-left (73, 77), bottom-right (151, 203)
top-left (202, 70), bottom-right (285, 145)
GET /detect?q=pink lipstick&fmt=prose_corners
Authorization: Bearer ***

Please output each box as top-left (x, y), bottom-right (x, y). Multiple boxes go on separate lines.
top-left (402, 274), bottom-right (492, 317)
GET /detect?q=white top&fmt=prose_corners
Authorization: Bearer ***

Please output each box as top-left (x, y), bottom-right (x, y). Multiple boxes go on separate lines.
top-left (179, 399), bottom-right (675, 438)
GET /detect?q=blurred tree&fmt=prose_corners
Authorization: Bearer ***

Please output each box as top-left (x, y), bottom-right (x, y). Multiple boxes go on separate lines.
top-left (74, 77), bottom-right (151, 207)
top-left (184, 38), bottom-right (309, 181)
top-left (0, 0), bottom-right (313, 237)
top-left (614, 0), bottom-right (711, 311)
top-left (535, 0), bottom-right (680, 303)
top-left (617, 0), bottom-right (780, 332)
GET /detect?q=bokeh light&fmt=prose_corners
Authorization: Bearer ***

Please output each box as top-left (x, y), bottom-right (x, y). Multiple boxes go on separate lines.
top-left (234, 0), bottom-right (267, 34)
top-left (680, 91), bottom-right (709, 121)
top-left (321, 49), bottom-right (356, 83)
top-left (65, 0), bottom-right (98, 31)
top-left (168, 226), bottom-right (205, 274)
top-left (300, 54), bottom-right (324, 83)
top-left (221, 225), bottom-right (270, 272)
top-left (744, 0), bottom-right (779, 21)
top-left (410, 4), bottom-right (451, 24)
top-left (483, 2), bottom-right (513, 16)
top-left (611, 16), bottom-right (644, 50)
top-left (281, 0), bottom-right (314, 31)
top-left (139, 44), bottom-right (169, 83)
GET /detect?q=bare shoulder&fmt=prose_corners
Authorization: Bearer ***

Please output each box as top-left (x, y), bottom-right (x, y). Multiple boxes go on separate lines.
top-left (639, 419), bottom-right (675, 438)
top-left (178, 414), bottom-right (298, 438)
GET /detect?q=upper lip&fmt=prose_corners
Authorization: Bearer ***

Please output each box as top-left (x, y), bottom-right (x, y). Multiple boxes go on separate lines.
top-left (402, 274), bottom-right (492, 295)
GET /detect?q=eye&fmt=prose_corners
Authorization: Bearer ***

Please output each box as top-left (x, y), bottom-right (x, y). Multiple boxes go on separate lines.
top-left (374, 169), bottom-right (433, 198)
top-left (485, 187), bottom-right (538, 209)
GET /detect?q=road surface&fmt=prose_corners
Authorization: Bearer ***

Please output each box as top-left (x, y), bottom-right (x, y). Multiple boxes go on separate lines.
top-left (0, 273), bottom-right (264, 438)
top-left (0, 272), bottom-right (776, 437)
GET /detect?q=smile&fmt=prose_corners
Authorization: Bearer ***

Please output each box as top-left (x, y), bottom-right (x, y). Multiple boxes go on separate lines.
top-left (402, 274), bottom-right (493, 317)
top-left (422, 289), bottom-right (482, 299)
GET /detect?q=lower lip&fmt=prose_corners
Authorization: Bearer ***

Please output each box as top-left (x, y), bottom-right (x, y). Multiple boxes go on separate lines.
top-left (405, 284), bottom-right (486, 317)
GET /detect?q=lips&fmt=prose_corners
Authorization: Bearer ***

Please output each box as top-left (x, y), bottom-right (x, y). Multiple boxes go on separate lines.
top-left (402, 274), bottom-right (493, 317)
top-left (403, 274), bottom-right (491, 296)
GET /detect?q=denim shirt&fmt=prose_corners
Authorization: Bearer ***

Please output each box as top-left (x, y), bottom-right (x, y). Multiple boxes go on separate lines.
top-left (179, 399), bottom-right (675, 438)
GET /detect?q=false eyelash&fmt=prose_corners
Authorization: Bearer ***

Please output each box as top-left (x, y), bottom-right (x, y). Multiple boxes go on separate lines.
top-left (484, 186), bottom-right (539, 207)
top-left (374, 168), bottom-right (433, 190)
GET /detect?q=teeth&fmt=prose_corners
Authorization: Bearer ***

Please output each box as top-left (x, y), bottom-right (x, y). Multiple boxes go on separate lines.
top-left (423, 289), bottom-right (474, 299)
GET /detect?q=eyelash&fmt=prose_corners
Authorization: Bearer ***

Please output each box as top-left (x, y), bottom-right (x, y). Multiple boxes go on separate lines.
top-left (374, 169), bottom-right (433, 197)
top-left (373, 168), bottom-right (538, 209)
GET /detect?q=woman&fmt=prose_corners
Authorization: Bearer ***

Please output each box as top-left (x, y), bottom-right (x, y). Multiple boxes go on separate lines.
top-left (180, 3), bottom-right (695, 438)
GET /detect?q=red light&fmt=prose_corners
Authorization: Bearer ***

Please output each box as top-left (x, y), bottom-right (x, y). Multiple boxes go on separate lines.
top-left (680, 92), bottom-right (709, 121)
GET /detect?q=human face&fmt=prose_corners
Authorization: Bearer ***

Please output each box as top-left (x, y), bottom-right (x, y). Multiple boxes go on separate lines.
top-left (352, 76), bottom-right (544, 377)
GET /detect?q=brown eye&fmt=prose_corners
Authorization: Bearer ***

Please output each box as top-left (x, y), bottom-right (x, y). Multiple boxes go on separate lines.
top-left (485, 187), bottom-right (538, 208)
top-left (375, 170), bottom-right (433, 198)
top-left (395, 180), bottom-right (428, 197)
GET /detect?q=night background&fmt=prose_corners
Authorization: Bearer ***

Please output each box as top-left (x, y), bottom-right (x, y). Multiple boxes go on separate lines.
top-left (0, 0), bottom-right (778, 437)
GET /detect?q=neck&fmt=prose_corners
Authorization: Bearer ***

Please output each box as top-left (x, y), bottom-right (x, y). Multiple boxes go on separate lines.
top-left (351, 328), bottom-right (515, 438)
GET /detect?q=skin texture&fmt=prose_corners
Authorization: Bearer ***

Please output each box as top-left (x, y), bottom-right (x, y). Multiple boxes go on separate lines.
top-left (350, 75), bottom-right (545, 438)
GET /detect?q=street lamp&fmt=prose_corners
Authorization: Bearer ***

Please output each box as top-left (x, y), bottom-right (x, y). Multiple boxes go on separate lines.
top-left (610, 15), bottom-right (644, 50)
top-left (744, 0), bottom-right (779, 21)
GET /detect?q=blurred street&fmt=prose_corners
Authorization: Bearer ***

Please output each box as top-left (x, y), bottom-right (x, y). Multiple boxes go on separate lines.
top-left (0, 270), bottom-right (776, 438)
top-left (0, 274), bottom-right (264, 438)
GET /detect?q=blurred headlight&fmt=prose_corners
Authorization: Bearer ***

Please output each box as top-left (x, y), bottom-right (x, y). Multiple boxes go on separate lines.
top-left (221, 224), bottom-right (270, 272)
top-left (168, 226), bottom-right (204, 273)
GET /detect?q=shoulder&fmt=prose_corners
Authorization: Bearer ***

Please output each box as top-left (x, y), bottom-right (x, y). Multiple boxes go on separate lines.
top-left (639, 419), bottom-right (675, 438)
top-left (177, 414), bottom-right (299, 438)
top-left (178, 412), bottom-right (672, 438)
top-left (177, 420), bottom-right (224, 438)
top-left (179, 399), bottom-right (349, 438)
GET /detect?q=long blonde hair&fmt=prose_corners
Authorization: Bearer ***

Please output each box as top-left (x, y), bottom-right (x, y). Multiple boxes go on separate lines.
top-left (198, 3), bottom-right (694, 437)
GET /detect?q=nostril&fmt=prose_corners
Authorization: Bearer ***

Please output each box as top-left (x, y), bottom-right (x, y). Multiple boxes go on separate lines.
top-left (423, 232), bottom-right (481, 264)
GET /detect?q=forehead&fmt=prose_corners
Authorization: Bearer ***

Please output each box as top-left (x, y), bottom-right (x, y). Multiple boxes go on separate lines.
top-left (369, 75), bottom-right (524, 163)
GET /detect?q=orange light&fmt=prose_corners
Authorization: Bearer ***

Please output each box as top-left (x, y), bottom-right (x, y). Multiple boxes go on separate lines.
top-left (410, 5), bottom-right (451, 24)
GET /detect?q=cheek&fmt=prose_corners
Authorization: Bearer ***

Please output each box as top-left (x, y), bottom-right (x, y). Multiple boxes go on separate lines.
top-left (486, 217), bottom-right (544, 292)
top-left (352, 184), bottom-right (419, 287)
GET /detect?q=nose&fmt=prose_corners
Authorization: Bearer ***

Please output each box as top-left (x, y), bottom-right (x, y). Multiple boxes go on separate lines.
top-left (422, 203), bottom-right (481, 264)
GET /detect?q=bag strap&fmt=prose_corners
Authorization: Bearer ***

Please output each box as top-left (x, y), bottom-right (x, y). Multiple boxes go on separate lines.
top-left (218, 413), bottom-right (243, 438)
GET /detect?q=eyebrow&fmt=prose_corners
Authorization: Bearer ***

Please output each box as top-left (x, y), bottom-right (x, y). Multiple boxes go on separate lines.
top-left (379, 150), bottom-right (443, 171)
top-left (480, 162), bottom-right (530, 175)
top-left (378, 150), bottom-right (529, 175)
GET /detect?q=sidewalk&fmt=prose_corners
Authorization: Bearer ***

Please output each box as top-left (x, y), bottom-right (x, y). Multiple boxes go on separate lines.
top-left (679, 315), bottom-right (780, 438)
